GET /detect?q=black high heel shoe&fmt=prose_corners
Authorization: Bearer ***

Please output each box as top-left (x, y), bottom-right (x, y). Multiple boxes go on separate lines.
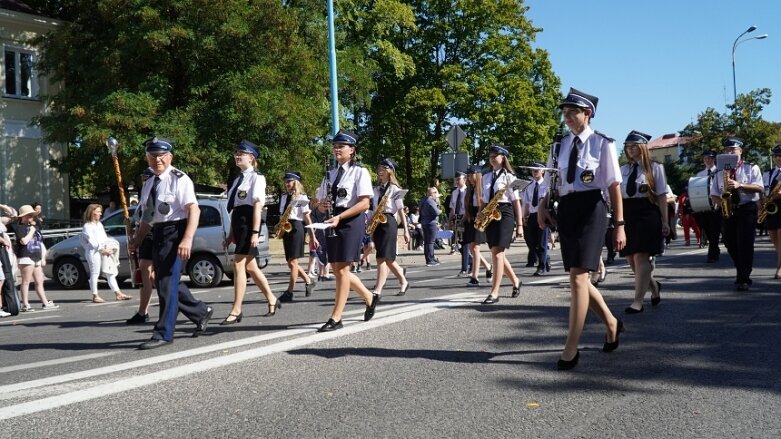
top-left (603, 319), bottom-right (624, 352)
top-left (397, 282), bottom-right (410, 296)
top-left (511, 281), bottom-right (522, 298)
top-left (482, 294), bottom-right (499, 304)
top-left (557, 350), bottom-right (579, 370)
top-left (264, 299), bottom-right (281, 317)
top-left (651, 281), bottom-right (662, 306)
top-left (220, 312), bottom-right (243, 325)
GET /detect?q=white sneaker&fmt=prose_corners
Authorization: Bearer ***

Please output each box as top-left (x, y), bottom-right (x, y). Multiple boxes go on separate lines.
top-left (0, 310), bottom-right (11, 317)
top-left (42, 301), bottom-right (59, 310)
top-left (21, 304), bottom-right (35, 312)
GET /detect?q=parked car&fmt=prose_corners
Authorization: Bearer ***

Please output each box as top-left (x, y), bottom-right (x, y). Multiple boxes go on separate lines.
top-left (44, 196), bottom-right (270, 289)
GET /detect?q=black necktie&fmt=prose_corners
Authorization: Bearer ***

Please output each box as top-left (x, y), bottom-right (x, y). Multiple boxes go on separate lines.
top-left (531, 182), bottom-right (539, 207)
top-left (144, 176), bottom-right (160, 219)
top-left (227, 173), bottom-right (244, 212)
top-left (566, 138), bottom-right (580, 183)
top-left (454, 189), bottom-right (462, 215)
top-left (626, 164), bottom-right (638, 197)
top-left (770, 169), bottom-right (779, 191)
top-left (331, 166), bottom-right (345, 201)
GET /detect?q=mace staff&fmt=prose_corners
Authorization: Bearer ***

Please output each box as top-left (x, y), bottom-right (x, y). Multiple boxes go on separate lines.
top-left (106, 137), bottom-right (141, 286)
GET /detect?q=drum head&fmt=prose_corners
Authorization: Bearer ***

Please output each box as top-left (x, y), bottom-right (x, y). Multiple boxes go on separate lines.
top-left (688, 176), bottom-right (713, 213)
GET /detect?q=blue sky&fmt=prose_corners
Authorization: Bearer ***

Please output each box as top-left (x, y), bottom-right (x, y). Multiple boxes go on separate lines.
top-left (525, 0), bottom-right (780, 143)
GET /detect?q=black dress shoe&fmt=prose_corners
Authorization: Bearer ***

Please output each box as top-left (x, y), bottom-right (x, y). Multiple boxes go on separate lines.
top-left (126, 312), bottom-right (150, 325)
top-left (139, 339), bottom-right (170, 350)
top-left (525, 262), bottom-right (535, 268)
top-left (193, 306), bottom-right (213, 337)
top-left (533, 268), bottom-right (544, 277)
top-left (603, 319), bottom-right (624, 352)
top-left (220, 312), bottom-right (243, 325)
top-left (486, 267), bottom-right (493, 279)
top-left (317, 318), bottom-right (343, 332)
top-left (305, 279), bottom-right (317, 297)
top-left (557, 351), bottom-right (579, 370)
top-left (482, 294), bottom-right (499, 304)
top-left (279, 290), bottom-right (294, 302)
top-left (624, 306), bottom-right (643, 314)
top-left (364, 293), bottom-right (380, 321)
top-left (736, 283), bottom-right (750, 292)
top-left (651, 281), bottom-right (662, 306)
top-left (511, 281), bottom-right (522, 298)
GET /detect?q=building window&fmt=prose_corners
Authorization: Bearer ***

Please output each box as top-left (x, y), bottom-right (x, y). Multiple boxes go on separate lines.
top-left (4, 48), bottom-right (36, 98)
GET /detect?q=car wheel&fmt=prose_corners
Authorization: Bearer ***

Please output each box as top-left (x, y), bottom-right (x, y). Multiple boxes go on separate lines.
top-left (54, 257), bottom-right (88, 289)
top-left (187, 254), bottom-right (223, 288)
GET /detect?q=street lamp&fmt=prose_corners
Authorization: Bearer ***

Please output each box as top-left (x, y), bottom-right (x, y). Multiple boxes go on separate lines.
top-left (731, 25), bottom-right (768, 101)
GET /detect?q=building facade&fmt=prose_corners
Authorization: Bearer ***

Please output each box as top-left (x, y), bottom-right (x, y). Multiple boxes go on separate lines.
top-left (1, 2), bottom-right (67, 218)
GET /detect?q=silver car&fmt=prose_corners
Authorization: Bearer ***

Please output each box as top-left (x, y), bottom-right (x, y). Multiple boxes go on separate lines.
top-left (44, 196), bottom-right (271, 289)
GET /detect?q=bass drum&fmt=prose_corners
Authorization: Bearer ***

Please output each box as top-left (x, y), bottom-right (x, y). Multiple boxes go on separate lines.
top-left (688, 176), bottom-right (713, 213)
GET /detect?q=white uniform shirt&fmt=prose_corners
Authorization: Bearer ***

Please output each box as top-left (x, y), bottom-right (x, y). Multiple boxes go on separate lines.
top-left (521, 177), bottom-right (548, 214)
top-left (695, 165), bottom-right (718, 178)
top-left (545, 126), bottom-right (622, 196)
top-left (709, 162), bottom-right (763, 205)
top-left (372, 184), bottom-right (405, 215)
top-left (139, 166), bottom-right (197, 225)
top-left (449, 186), bottom-right (467, 216)
top-left (279, 193), bottom-right (311, 221)
top-left (620, 161), bottom-right (668, 199)
top-left (228, 168), bottom-right (266, 209)
top-left (481, 169), bottom-right (519, 204)
top-left (316, 162), bottom-right (373, 209)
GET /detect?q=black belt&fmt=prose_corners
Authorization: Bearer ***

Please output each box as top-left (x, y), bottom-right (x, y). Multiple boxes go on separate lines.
top-left (153, 218), bottom-right (188, 228)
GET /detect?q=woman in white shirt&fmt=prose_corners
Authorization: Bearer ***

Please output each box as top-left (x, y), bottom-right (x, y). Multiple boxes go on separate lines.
top-left (81, 204), bottom-right (131, 303)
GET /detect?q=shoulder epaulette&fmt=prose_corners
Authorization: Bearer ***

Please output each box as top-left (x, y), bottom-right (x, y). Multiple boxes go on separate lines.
top-left (171, 168), bottom-right (184, 178)
top-left (594, 131), bottom-right (615, 142)
top-left (142, 170), bottom-right (154, 182)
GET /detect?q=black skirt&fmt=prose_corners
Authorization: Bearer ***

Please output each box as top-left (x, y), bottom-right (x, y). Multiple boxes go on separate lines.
top-left (766, 200), bottom-right (781, 230)
top-left (327, 210), bottom-right (364, 263)
top-left (558, 190), bottom-right (607, 272)
top-left (231, 205), bottom-right (258, 257)
top-left (462, 206), bottom-right (486, 245)
top-left (282, 219), bottom-right (306, 261)
top-left (372, 214), bottom-right (398, 260)
top-left (485, 203), bottom-right (515, 250)
top-left (620, 197), bottom-right (663, 256)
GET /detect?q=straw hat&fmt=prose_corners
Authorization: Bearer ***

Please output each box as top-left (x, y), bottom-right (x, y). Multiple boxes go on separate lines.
top-left (17, 205), bottom-right (36, 217)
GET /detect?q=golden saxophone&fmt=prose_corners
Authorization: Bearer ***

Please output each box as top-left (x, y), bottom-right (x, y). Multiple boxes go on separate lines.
top-left (758, 186), bottom-right (780, 224)
top-left (274, 196), bottom-right (294, 239)
top-left (720, 167), bottom-right (733, 219)
top-left (366, 187), bottom-right (392, 235)
top-left (474, 188), bottom-right (505, 232)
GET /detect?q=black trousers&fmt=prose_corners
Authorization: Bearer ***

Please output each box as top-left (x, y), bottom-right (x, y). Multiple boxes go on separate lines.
top-left (152, 220), bottom-right (210, 342)
top-left (422, 223), bottom-right (438, 264)
top-left (524, 213), bottom-right (549, 269)
top-left (721, 203), bottom-right (757, 284)
top-left (694, 210), bottom-right (722, 261)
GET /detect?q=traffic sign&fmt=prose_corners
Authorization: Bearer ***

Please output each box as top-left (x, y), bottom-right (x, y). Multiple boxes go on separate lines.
top-left (445, 125), bottom-right (467, 151)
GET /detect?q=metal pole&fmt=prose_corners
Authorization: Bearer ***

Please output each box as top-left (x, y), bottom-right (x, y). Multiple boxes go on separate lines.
top-left (731, 25), bottom-right (757, 102)
top-left (327, 0), bottom-right (339, 136)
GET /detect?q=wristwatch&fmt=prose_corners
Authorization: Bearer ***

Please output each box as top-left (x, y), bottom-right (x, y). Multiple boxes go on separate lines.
top-left (615, 220), bottom-right (626, 226)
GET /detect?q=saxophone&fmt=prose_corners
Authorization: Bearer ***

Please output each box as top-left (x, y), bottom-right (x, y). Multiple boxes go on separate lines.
top-left (720, 167), bottom-right (733, 219)
top-left (474, 188), bottom-right (505, 232)
top-left (274, 195), bottom-right (294, 239)
top-left (366, 186), bottom-right (392, 235)
top-left (758, 185), bottom-right (780, 224)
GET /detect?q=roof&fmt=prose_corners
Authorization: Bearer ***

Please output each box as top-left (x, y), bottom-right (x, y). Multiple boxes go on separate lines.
top-left (647, 133), bottom-right (692, 150)
top-left (0, 0), bottom-right (37, 14)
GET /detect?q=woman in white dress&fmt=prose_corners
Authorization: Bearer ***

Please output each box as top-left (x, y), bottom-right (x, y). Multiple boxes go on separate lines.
top-left (81, 203), bottom-right (131, 303)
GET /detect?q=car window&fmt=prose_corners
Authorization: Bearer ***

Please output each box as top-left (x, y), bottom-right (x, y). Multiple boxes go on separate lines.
top-left (102, 208), bottom-right (134, 235)
top-left (199, 205), bottom-right (221, 228)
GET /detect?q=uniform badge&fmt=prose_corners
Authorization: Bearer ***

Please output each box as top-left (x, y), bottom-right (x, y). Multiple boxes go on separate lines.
top-left (158, 202), bottom-right (171, 215)
top-left (639, 184), bottom-right (649, 194)
top-left (337, 188), bottom-right (348, 198)
top-left (238, 190), bottom-right (247, 200)
top-left (580, 170), bottom-right (594, 184)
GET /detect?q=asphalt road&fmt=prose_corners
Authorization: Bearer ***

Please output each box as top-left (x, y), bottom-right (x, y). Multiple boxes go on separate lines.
top-left (1, 234), bottom-right (780, 438)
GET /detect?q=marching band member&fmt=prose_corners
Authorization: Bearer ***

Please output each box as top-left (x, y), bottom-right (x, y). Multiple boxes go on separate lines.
top-left (537, 88), bottom-right (625, 370)
top-left (692, 150), bottom-right (721, 263)
top-left (765, 145), bottom-right (781, 279)
top-left (278, 171), bottom-right (318, 302)
top-left (709, 137), bottom-right (763, 291)
top-left (370, 158), bottom-right (410, 296)
top-left (619, 131), bottom-right (668, 313)
top-left (480, 144), bottom-right (522, 304)
top-left (449, 172), bottom-right (470, 276)
top-left (221, 140), bottom-right (279, 325)
top-left (316, 131), bottom-right (379, 332)
top-left (521, 163), bottom-right (550, 276)
top-left (129, 137), bottom-right (212, 349)
top-left (464, 165), bottom-right (492, 287)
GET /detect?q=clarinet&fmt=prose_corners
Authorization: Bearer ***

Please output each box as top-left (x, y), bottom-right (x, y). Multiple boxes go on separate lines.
top-left (546, 132), bottom-right (564, 225)
top-left (323, 157), bottom-right (338, 237)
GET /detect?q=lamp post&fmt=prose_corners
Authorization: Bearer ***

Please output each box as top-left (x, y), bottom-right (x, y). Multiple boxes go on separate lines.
top-left (731, 25), bottom-right (768, 101)
top-left (326, 0), bottom-right (339, 136)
